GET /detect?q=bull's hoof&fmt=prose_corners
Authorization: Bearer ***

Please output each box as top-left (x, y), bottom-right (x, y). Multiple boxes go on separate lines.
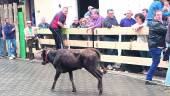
top-left (42, 62), bottom-right (46, 65)
top-left (98, 92), bottom-right (103, 96)
top-left (51, 88), bottom-right (55, 92)
top-left (72, 89), bottom-right (77, 93)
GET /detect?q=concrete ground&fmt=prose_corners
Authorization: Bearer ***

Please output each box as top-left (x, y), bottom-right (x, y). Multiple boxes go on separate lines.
top-left (0, 59), bottom-right (170, 96)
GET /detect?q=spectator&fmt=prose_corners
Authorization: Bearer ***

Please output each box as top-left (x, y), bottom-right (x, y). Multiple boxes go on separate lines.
top-left (102, 9), bottom-right (119, 69)
top-left (142, 8), bottom-right (148, 19)
top-left (162, 1), bottom-right (170, 25)
top-left (49, 7), bottom-right (68, 49)
top-left (84, 6), bottom-right (94, 18)
top-left (77, 18), bottom-right (89, 41)
top-left (145, 10), bottom-right (167, 85)
top-left (70, 17), bottom-right (79, 28)
top-left (2, 18), bottom-right (16, 60)
top-left (165, 19), bottom-right (170, 87)
top-left (147, 0), bottom-right (170, 26)
top-left (133, 13), bottom-right (147, 42)
top-left (120, 10), bottom-right (136, 42)
top-left (79, 18), bottom-right (88, 28)
top-left (163, 1), bottom-right (170, 12)
top-left (38, 17), bottom-right (49, 29)
top-left (24, 21), bottom-right (39, 60)
top-left (38, 17), bottom-right (50, 48)
top-left (70, 17), bottom-right (80, 41)
top-left (87, 9), bottom-right (104, 41)
top-left (103, 9), bottom-right (119, 28)
top-left (120, 10), bottom-right (136, 27)
top-left (119, 10), bottom-right (136, 72)
top-left (88, 9), bottom-right (104, 28)
top-left (0, 23), bottom-right (4, 58)
top-left (38, 17), bottom-right (49, 38)
top-left (132, 13), bottom-right (149, 73)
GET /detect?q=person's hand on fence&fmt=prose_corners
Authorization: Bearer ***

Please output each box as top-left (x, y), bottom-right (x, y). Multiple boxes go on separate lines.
top-left (132, 24), bottom-right (143, 32)
top-left (58, 21), bottom-right (64, 28)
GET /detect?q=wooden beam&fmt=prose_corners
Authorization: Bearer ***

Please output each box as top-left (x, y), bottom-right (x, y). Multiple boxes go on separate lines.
top-left (36, 27), bottom-right (149, 35)
top-left (35, 28), bottom-right (52, 34)
top-left (101, 55), bottom-right (168, 68)
top-left (38, 39), bottom-right (55, 45)
top-left (38, 39), bottom-right (93, 47)
top-left (95, 41), bottom-right (148, 51)
top-left (94, 27), bottom-right (149, 35)
top-left (64, 40), bottom-right (93, 47)
top-left (38, 39), bottom-right (149, 51)
top-left (64, 28), bottom-right (93, 35)
top-left (36, 28), bottom-right (93, 35)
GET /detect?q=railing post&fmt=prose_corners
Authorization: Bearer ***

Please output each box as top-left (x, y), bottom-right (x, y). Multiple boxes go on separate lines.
top-left (66, 30), bottom-right (70, 49)
top-left (118, 34), bottom-right (122, 56)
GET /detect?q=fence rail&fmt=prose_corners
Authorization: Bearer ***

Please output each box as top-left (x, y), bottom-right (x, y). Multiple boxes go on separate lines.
top-left (35, 27), bottom-right (168, 68)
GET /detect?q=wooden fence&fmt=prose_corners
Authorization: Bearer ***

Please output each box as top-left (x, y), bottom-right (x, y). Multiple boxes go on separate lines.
top-left (35, 27), bottom-right (168, 68)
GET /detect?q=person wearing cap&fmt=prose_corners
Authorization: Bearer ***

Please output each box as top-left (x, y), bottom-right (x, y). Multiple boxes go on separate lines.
top-left (24, 20), bottom-right (39, 60)
top-left (84, 6), bottom-right (94, 18)
top-left (49, 7), bottom-right (68, 49)
top-left (2, 18), bottom-right (16, 60)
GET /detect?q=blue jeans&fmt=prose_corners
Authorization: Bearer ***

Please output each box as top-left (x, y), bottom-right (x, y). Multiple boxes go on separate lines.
top-left (146, 48), bottom-right (162, 81)
top-left (0, 38), bottom-right (4, 57)
top-left (165, 43), bottom-right (170, 86)
top-left (6, 39), bottom-right (16, 57)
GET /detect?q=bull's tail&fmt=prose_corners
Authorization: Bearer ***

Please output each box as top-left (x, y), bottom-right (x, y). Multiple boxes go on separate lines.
top-left (88, 48), bottom-right (101, 59)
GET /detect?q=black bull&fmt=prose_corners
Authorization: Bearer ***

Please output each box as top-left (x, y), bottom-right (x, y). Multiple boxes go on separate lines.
top-left (41, 48), bottom-right (105, 95)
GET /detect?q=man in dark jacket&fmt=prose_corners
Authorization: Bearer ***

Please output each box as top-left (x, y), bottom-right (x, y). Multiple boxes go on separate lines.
top-left (103, 9), bottom-right (118, 28)
top-left (147, 0), bottom-right (170, 26)
top-left (49, 7), bottom-right (68, 49)
top-left (165, 19), bottom-right (170, 86)
top-left (102, 9), bottom-right (119, 69)
top-left (145, 10), bottom-right (167, 85)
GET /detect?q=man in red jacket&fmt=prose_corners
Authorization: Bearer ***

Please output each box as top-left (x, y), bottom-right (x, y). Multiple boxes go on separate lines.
top-left (49, 7), bottom-right (68, 49)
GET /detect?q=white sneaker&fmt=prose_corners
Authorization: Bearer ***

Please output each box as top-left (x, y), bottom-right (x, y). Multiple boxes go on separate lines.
top-left (9, 57), bottom-right (14, 60)
top-left (11, 55), bottom-right (15, 58)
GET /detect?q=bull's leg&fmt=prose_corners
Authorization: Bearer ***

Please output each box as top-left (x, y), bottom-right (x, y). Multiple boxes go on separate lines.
top-left (86, 68), bottom-right (103, 95)
top-left (69, 71), bottom-right (77, 92)
top-left (51, 71), bottom-right (61, 90)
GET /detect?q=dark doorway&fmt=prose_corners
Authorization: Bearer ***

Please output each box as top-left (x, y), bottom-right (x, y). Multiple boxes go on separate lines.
top-left (77, 0), bottom-right (99, 19)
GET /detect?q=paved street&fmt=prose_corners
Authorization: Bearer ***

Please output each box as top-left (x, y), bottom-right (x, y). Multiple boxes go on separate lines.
top-left (0, 59), bottom-right (169, 96)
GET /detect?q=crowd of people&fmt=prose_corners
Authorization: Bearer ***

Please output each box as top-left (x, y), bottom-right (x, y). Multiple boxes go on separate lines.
top-left (0, 0), bottom-right (170, 87)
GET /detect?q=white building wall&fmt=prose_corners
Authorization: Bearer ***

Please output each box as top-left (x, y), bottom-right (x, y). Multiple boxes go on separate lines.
top-left (34, 0), bottom-right (153, 26)
top-left (34, 0), bottom-right (78, 27)
top-left (99, 0), bottom-right (153, 22)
